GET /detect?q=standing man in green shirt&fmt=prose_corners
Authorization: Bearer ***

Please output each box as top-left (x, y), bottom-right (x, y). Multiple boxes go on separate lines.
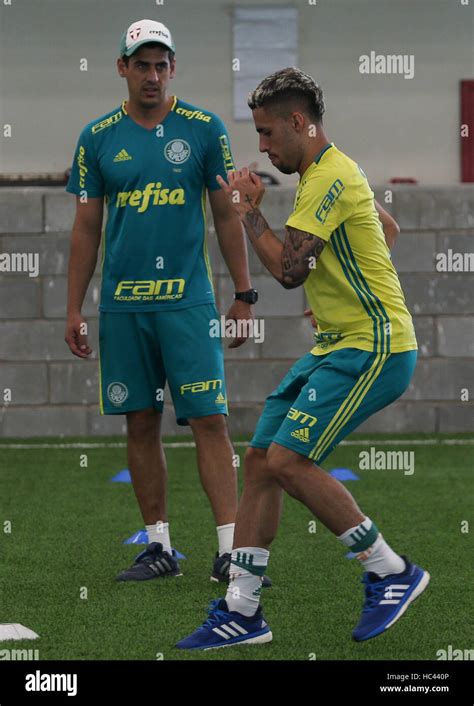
top-left (65, 19), bottom-right (258, 583)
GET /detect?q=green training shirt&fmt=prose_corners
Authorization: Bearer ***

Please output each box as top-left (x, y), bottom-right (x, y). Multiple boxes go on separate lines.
top-left (66, 96), bottom-right (235, 311)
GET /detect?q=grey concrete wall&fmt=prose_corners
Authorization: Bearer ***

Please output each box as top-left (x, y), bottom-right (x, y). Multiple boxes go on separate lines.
top-left (0, 185), bottom-right (473, 437)
top-left (1, 0), bottom-right (473, 184)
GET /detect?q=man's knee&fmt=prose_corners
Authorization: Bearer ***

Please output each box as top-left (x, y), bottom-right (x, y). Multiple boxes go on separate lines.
top-left (127, 408), bottom-right (161, 437)
top-left (266, 444), bottom-right (301, 489)
top-left (189, 414), bottom-right (229, 437)
top-left (243, 447), bottom-right (270, 483)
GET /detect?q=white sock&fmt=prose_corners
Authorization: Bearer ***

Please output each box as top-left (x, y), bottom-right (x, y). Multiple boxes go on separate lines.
top-left (338, 516), bottom-right (405, 578)
top-left (226, 547), bottom-right (269, 616)
top-left (146, 522), bottom-right (171, 555)
top-left (356, 534), bottom-right (406, 578)
top-left (216, 523), bottom-right (235, 556)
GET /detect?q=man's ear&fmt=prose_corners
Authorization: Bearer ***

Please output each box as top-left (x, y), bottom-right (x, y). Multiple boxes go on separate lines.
top-left (117, 57), bottom-right (127, 77)
top-left (290, 111), bottom-right (306, 133)
top-left (169, 58), bottom-right (177, 79)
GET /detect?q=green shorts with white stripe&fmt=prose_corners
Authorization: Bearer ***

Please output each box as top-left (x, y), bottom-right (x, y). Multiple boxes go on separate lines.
top-left (250, 348), bottom-right (417, 464)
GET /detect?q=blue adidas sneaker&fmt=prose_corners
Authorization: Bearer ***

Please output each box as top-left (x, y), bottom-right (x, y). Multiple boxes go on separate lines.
top-left (352, 556), bottom-right (430, 641)
top-left (176, 599), bottom-right (272, 650)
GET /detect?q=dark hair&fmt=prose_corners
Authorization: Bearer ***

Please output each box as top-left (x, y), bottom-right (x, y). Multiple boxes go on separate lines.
top-left (248, 67), bottom-right (325, 123)
top-left (122, 42), bottom-right (175, 65)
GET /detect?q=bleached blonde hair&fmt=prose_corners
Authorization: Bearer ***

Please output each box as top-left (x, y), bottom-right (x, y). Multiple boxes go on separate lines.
top-left (248, 67), bottom-right (325, 122)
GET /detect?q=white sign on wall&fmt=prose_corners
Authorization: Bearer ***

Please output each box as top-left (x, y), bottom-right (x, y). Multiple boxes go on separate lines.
top-left (233, 7), bottom-right (298, 121)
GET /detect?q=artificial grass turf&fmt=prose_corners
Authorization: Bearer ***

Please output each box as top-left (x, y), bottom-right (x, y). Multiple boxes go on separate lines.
top-left (0, 436), bottom-right (472, 660)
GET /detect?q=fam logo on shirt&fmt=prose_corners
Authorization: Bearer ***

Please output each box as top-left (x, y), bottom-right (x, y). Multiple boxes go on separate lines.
top-left (315, 179), bottom-right (345, 224)
top-left (164, 139), bottom-right (191, 164)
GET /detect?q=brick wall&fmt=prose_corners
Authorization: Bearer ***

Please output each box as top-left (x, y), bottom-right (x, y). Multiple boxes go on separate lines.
top-left (0, 186), bottom-right (473, 437)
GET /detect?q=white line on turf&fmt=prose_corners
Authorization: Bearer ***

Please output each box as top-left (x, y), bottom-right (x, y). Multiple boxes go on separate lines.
top-left (0, 439), bottom-right (472, 449)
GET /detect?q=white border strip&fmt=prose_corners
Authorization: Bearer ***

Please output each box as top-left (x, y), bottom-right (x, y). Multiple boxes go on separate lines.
top-left (0, 439), bottom-right (472, 449)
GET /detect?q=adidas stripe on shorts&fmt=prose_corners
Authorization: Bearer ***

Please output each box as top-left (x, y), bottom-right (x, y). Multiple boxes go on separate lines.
top-left (250, 348), bottom-right (417, 464)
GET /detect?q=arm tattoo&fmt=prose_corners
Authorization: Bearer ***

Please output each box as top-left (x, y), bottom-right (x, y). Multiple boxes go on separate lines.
top-left (281, 226), bottom-right (326, 289)
top-left (242, 197), bottom-right (270, 240)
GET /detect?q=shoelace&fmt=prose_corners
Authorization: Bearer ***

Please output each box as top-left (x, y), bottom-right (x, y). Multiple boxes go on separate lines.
top-left (141, 553), bottom-right (161, 564)
top-left (200, 600), bottom-right (227, 629)
top-left (361, 577), bottom-right (387, 613)
top-left (137, 548), bottom-right (170, 566)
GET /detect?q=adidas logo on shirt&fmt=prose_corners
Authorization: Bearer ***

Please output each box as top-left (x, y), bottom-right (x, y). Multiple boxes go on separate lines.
top-left (291, 427), bottom-right (310, 443)
top-left (113, 149), bottom-right (132, 162)
top-left (215, 392), bottom-right (226, 405)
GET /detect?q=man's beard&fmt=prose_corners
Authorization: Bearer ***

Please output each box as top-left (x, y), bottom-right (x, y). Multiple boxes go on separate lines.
top-left (277, 162), bottom-right (296, 175)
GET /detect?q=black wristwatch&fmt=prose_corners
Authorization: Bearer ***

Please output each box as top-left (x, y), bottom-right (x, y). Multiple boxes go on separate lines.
top-left (234, 288), bottom-right (258, 305)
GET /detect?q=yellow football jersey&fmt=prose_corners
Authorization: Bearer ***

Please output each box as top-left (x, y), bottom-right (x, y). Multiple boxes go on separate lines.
top-left (286, 143), bottom-right (417, 355)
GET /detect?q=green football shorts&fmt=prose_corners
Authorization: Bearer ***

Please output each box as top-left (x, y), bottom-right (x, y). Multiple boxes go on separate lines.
top-left (250, 348), bottom-right (417, 464)
top-left (98, 304), bottom-right (228, 425)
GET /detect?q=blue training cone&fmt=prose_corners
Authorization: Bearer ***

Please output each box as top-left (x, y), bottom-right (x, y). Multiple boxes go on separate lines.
top-left (329, 468), bottom-right (360, 481)
top-left (111, 469), bottom-right (132, 483)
